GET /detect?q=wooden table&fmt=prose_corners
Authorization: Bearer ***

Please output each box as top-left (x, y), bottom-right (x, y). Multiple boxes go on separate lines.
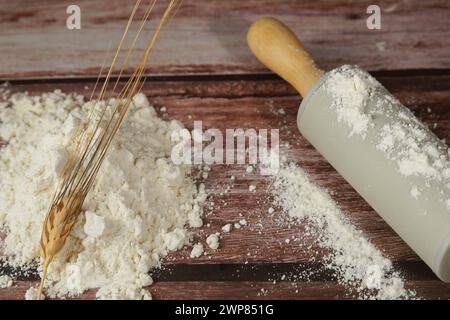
top-left (1, 0), bottom-right (449, 299)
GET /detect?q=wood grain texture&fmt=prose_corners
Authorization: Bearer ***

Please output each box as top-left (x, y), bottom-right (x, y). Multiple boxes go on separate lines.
top-left (0, 72), bottom-right (449, 299)
top-left (2, 279), bottom-right (450, 300)
top-left (0, 0), bottom-right (449, 80)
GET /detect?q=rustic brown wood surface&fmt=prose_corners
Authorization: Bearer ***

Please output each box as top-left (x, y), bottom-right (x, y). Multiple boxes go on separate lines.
top-left (3, 279), bottom-right (450, 300)
top-left (0, 73), bottom-right (449, 299)
top-left (0, 0), bottom-right (450, 300)
top-left (0, 0), bottom-right (449, 79)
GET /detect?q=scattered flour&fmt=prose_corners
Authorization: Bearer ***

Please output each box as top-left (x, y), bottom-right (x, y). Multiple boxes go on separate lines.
top-left (0, 275), bottom-right (13, 288)
top-left (272, 162), bottom-right (415, 299)
top-left (206, 233), bottom-right (220, 250)
top-left (25, 287), bottom-right (45, 300)
top-left (0, 90), bottom-right (207, 299)
top-left (376, 120), bottom-right (450, 186)
top-left (190, 243), bottom-right (204, 259)
top-left (410, 186), bottom-right (421, 200)
top-left (277, 108), bottom-right (285, 115)
top-left (325, 65), bottom-right (378, 137)
top-left (325, 65), bottom-right (450, 207)
top-left (239, 219), bottom-right (247, 226)
top-left (221, 223), bottom-right (232, 233)
top-left (375, 41), bottom-right (387, 52)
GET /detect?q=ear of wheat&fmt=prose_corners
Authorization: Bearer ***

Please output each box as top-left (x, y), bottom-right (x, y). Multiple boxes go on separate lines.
top-left (37, 0), bottom-right (180, 300)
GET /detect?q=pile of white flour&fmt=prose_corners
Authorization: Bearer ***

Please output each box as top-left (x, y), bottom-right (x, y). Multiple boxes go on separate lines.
top-left (272, 163), bottom-right (415, 299)
top-left (0, 90), bottom-right (206, 299)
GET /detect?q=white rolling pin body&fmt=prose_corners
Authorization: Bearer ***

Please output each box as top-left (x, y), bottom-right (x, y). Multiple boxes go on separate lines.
top-left (297, 65), bottom-right (450, 282)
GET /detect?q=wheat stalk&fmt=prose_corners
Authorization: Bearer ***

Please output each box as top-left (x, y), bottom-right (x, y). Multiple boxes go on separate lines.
top-left (36, 0), bottom-right (179, 300)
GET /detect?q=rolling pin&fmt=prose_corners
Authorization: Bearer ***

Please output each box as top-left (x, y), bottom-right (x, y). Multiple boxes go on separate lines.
top-left (247, 17), bottom-right (450, 282)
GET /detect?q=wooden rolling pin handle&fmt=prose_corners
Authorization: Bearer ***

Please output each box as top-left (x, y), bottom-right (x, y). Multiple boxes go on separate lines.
top-left (247, 17), bottom-right (324, 98)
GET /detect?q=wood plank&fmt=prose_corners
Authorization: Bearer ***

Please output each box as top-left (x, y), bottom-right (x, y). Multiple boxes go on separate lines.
top-left (0, 74), bottom-right (449, 299)
top-left (152, 280), bottom-right (450, 300)
top-left (2, 279), bottom-right (450, 300)
top-left (1, 73), bottom-right (449, 264)
top-left (0, 0), bottom-right (449, 79)
top-left (0, 280), bottom-right (353, 300)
